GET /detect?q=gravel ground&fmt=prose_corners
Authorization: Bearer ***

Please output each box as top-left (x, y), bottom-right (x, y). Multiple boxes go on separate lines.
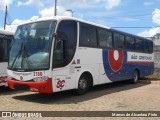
top-left (0, 80), bottom-right (160, 120)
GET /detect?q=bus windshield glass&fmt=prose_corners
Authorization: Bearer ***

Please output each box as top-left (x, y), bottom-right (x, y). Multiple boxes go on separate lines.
top-left (8, 20), bottom-right (56, 71)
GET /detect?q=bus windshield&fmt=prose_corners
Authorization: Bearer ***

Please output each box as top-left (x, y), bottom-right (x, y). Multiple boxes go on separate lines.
top-left (8, 20), bottom-right (56, 71)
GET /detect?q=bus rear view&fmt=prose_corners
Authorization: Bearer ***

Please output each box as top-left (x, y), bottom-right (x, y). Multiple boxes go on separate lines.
top-left (0, 30), bottom-right (13, 87)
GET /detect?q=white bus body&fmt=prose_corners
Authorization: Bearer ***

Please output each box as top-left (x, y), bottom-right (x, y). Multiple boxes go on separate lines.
top-left (7, 16), bottom-right (154, 94)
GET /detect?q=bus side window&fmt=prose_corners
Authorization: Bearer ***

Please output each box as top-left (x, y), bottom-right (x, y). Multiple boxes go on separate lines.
top-left (148, 41), bottom-right (153, 53)
top-left (98, 29), bottom-right (112, 49)
top-left (0, 36), bottom-right (13, 62)
top-left (0, 39), bottom-right (4, 61)
top-left (79, 24), bottom-right (89, 47)
top-left (79, 23), bottom-right (97, 47)
top-left (114, 33), bottom-right (125, 50)
top-left (135, 39), bottom-right (143, 52)
top-left (143, 40), bottom-right (149, 53)
top-left (126, 36), bottom-right (135, 51)
top-left (107, 32), bottom-right (113, 48)
top-left (53, 20), bottom-right (77, 68)
top-left (3, 40), bottom-right (8, 61)
top-left (7, 39), bottom-right (12, 59)
top-left (89, 26), bottom-right (97, 47)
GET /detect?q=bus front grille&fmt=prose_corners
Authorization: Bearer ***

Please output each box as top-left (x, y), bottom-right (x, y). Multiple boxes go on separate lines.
top-left (14, 84), bottom-right (30, 91)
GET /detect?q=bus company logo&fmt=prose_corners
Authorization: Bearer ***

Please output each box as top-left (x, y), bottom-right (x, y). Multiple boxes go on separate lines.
top-left (102, 49), bottom-right (127, 82)
top-left (20, 76), bottom-right (23, 81)
top-left (56, 78), bottom-right (65, 89)
top-left (108, 50), bottom-right (124, 72)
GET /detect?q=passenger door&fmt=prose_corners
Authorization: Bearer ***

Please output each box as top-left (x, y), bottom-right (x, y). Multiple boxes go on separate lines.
top-left (52, 20), bottom-right (77, 92)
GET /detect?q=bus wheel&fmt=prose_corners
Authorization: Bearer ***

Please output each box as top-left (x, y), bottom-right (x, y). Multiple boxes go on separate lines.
top-left (131, 70), bottom-right (139, 84)
top-left (76, 75), bottom-right (89, 95)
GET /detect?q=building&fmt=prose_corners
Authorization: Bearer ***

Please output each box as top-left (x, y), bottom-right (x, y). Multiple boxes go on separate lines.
top-left (152, 33), bottom-right (160, 75)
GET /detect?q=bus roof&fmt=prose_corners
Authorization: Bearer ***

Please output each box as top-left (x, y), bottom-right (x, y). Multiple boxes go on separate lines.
top-left (18, 16), bottom-right (110, 29)
top-left (0, 30), bottom-right (14, 35)
top-left (111, 28), bottom-right (151, 41)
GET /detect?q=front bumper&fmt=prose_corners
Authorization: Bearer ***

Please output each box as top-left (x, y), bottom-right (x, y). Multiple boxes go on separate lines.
top-left (6, 78), bottom-right (53, 93)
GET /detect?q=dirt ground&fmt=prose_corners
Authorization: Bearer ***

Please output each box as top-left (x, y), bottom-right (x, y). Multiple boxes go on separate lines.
top-left (0, 80), bottom-right (160, 120)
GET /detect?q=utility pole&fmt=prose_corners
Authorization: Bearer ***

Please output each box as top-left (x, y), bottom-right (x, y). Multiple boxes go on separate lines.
top-left (54, 0), bottom-right (57, 16)
top-left (4, 6), bottom-right (7, 30)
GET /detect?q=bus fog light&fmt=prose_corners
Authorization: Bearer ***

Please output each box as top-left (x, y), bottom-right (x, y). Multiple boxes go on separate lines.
top-left (33, 76), bottom-right (49, 82)
top-left (30, 88), bottom-right (38, 92)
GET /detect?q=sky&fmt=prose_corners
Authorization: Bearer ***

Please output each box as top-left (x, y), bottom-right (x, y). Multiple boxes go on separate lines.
top-left (0, 0), bottom-right (160, 38)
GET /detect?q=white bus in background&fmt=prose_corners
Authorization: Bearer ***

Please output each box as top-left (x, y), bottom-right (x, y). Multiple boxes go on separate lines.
top-left (7, 16), bottom-right (154, 94)
top-left (0, 30), bottom-right (14, 86)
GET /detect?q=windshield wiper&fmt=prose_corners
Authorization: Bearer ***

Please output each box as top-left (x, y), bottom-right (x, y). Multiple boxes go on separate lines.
top-left (22, 44), bottom-right (33, 71)
top-left (10, 39), bottom-right (33, 71)
top-left (10, 41), bottom-right (24, 69)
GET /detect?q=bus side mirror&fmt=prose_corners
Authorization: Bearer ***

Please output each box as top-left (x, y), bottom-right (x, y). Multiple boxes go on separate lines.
top-left (56, 39), bottom-right (62, 50)
top-left (56, 39), bottom-right (66, 50)
top-left (53, 33), bottom-right (58, 38)
top-left (55, 32), bottom-right (67, 50)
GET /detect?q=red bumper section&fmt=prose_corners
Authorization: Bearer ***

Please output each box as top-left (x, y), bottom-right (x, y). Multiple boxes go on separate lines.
top-left (6, 78), bottom-right (53, 93)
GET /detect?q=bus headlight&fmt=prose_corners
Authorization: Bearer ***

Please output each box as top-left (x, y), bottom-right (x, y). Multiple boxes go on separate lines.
top-left (7, 76), bottom-right (13, 80)
top-left (33, 76), bottom-right (49, 82)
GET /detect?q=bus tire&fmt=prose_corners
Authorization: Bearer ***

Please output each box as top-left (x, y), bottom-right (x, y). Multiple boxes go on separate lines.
top-left (131, 70), bottom-right (139, 84)
top-left (76, 75), bottom-right (89, 95)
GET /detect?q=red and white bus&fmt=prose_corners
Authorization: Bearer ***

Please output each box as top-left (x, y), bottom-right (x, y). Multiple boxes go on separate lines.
top-left (7, 16), bottom-right (154, 94)
top-left (0, 30), bottom-right (14, 86)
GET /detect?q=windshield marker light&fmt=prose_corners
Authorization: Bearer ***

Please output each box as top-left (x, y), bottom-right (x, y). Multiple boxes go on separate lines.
top-left (33, 76), bottom-right (49, 82)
